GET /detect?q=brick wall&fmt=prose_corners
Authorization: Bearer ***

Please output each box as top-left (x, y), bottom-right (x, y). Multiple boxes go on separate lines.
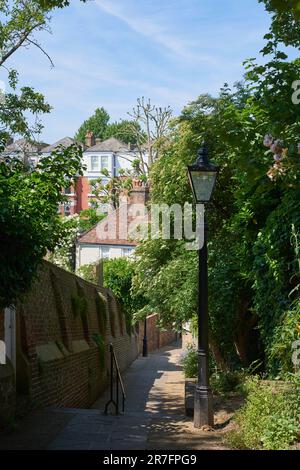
top-left (12, 260), bottom-right (139, 409)
top-left (0, 261), bottom-right (175, 411)
top-left (138, 313), bottom-right (177, 354)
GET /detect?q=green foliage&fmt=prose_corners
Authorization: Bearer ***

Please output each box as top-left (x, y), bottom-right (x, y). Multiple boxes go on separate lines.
top-left (92, 332), bottom-right (105, 368)
top-left (0, 0), bottom-right (81, 140)
top-left (75, 107), bottom-right (110, 143)
top-left (180, 346), bottom-right (246, 396)
top-left (76, 263), bottom-right (97, 284)
top-left (90, 173), bottom-right (133, 209)
top-left (133, 239), bottom-right (197, 330)
top-left (78, 209), bottom-right (105, 232)
top-left (259, 0), bottom-right (300, 47)
top-left (75, 109), bottom-right (142, 146)
top-left (0, 144), bottom-right (83, 307)
top-left (104, 120), bottom-right (143, 145)
top-left (134, 46), bottom-right (300, 372)
top-left (48, 214), bottom-right (79, 272)
top-left (103, 257), bottom-right (146, 333)
top-left (210, 371), bottom-right (247, 398)
top-left (180, 345), bottom-right (198, 379)
top-left (95, 292), bottom-right (108, 335)
top-left (226, 376), bottom-right (300, 450)
top-left (71, 293), bottom-right (88, 320)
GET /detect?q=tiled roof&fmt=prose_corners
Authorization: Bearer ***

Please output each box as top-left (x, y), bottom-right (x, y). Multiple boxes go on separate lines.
top-left (86, 137), bottom-right (132, 153)
top-left (42, 137), bottom-right (81, 153)
top-left (78, 202), bottom-right (148, 246)
top-left (4, 138), bottom-right (49, 153)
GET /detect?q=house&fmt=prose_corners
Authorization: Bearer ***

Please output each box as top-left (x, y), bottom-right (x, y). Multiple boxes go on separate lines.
top-left (79, 133), bottom-right (141, 215)
top-left (3, 138), bottom-right (49, 167)
top-left (76, 180), bottom-right (149, 268)
top-left (2, 132), bottom-right (145, 217)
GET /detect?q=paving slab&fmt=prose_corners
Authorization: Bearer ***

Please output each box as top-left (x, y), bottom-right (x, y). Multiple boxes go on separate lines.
top-left (0, 342), bottom-right (229, 450)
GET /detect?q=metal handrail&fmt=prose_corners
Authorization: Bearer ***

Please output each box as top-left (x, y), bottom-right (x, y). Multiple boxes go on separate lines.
top-left (104, 343), bottom-right (126, 415)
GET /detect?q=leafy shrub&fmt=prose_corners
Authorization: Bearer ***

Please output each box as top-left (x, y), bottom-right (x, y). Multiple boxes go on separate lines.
top-left (210, 370), bottom-right (246, 397)
top-left (181, 346), bottom-right (247, 396)
top-left (226, 376), bottom-right (300, 450)
top-left (103, 258), bottom-right (146, 332)
top-left (76, 263), bottom-right (97, 284)
top-left (180, 345), bottom-right (198, 378)
top-left (269, 298), bottom-right (300, 374)
top-left (0, 144), bottom-right (83, 307)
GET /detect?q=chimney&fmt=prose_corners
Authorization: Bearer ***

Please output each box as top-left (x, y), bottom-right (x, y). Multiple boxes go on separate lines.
top-left (95, 138), bottom-right (102, 145)
top-left (129, 179), bottom-right (149, 205)
top-left (128, 142), bottom-right (133, 151)
top-left (85, 130), bottom-right (95, 148)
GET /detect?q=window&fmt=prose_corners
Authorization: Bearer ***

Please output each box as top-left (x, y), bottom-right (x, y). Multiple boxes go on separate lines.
top-left (101, 156), bottom-right (109, 171)
top-left (64, 204), bottom-right (71, 216)
top-left (100, 247), bottom-right (110, 259)
top-left (91, 155), bottom-right (99, 171)
top-left (121, 248), bottom-right (133, 257)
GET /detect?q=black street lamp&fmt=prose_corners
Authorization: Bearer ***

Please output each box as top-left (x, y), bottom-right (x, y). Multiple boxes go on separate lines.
top-left (142, 317), bottom-right (148, 357)
top-left (187, 142), bottom-right (218, 428)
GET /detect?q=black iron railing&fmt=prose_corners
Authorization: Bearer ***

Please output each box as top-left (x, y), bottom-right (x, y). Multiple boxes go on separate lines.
top-left (104, 343), bottom-right (126, 415)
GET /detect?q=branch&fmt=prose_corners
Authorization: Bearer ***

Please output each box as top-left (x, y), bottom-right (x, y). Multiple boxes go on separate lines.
top-left (0, 21), bottom-right (46, 66)
top-left (26, 38), bottom-right (54, 68)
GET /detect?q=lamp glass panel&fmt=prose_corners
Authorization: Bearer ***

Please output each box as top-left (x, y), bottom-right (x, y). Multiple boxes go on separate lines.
top-left (190, 171), bottom-right (217, 202)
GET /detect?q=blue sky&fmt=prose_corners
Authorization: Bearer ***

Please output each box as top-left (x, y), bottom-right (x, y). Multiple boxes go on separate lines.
top-left (4, 0), bottom-right (273, 143)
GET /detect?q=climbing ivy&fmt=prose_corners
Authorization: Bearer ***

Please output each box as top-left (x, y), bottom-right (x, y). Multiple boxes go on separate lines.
top-left (91, 332), bottom-right (105, 368)
top-left (95, 292), bottom-right (108, 336)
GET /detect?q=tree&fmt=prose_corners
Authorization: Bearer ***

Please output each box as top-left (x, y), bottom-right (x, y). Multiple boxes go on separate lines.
top-left (127, 97), bottom-right (173, 173)
top-left (103, 258), bottom-right (146, 333)
top-left (104, 120), bottom-right (143, 145)
top-left (74, 107), bottom-right (110, 143)
top-left (0, 144), bottom-right (83, 307)
top-left (89, 169), bottom-right (134, 210)
top-left (47, 213), bottom-right (80, 272)
top-left (259, 0), bottom-right (300, 47)
top-left (0, 0), bottom-right (85, 306)
top-left (78, 208), bottom-right (105, 232)
top-left (132, 46), bottom-right (300, 373)
top-left (0, 0), bottom-right (87, 143)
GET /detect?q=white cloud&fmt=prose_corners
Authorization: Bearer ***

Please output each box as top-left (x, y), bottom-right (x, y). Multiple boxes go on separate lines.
top-left (95, 0), bottom-right (217, 64)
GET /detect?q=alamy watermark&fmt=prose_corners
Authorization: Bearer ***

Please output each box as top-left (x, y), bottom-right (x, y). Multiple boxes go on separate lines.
top-left (96, 202), bottom-right (205, 250)
top-left (291, 80), bottom-right (300, 104)
top-left (292, 340), bottom-right (300, 367)
top-left (0, 80), bottom-right (5, 105)
top-left (0, 340), bottom-right (6, 365)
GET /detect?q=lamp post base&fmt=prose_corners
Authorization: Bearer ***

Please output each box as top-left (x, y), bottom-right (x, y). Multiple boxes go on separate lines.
top-left (194, 385), bottom-right (214, 428)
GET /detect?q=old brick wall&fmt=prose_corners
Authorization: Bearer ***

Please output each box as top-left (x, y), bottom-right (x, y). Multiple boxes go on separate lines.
top-left (13, 260), bottom-right (139, 409)
top-left (138, 313), bottom-right (177, 354)
top-left (0, 261), bottom-right (176, 412)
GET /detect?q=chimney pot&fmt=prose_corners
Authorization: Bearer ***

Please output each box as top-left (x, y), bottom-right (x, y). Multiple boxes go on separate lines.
top-left (85, 130), bottom-right (95, 148)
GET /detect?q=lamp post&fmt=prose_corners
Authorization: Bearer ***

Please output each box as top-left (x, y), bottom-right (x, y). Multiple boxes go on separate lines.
top-left (187, 142), bottom-right (218, 428)
top-left (142, 318), bottom-right (148, 357)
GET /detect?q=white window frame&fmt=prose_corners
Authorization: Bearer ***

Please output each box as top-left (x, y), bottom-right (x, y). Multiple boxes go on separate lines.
top-left (91, 155), bottom-right (99, 171)
top-left (121, 248), bottom-right (133, 257)
top-left (101, 156), bottom-right (109, 171)
top-left (100, 246), bottom-right (110, 259)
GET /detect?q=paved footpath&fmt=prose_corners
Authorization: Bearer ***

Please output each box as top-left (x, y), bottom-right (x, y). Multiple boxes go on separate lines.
top-left (0, 342), bottom-right (227, 450)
